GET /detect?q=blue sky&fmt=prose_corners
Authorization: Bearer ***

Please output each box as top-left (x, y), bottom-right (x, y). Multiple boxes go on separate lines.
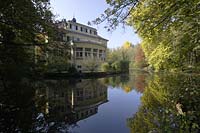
top-left (50, 0), bottom-right (141, 48)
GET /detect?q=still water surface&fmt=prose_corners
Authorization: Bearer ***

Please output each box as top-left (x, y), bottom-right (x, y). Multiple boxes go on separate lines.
top-left (0, 71), bottom-right (199, 132)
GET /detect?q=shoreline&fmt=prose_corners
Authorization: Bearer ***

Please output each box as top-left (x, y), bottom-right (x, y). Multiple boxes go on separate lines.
top-left (44, 71), bottom-right (129, 79)
top-left (44, 68), bottom-right (200, 79)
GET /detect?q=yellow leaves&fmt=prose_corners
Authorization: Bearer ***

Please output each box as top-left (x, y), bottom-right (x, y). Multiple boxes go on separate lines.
top-left (122, 41), bottom-right (132, 49)
top-left (148, 44), bottom-right (172, 71)
top-left (35, 33), bottom-right (48, 44)
top-left (123, 85), bottom-right (132, 93)
top-left (176, 103), bottom-right (184, 115)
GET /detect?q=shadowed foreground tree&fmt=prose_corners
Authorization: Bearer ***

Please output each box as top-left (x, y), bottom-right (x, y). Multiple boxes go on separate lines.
top-left (0, 0), bottom-right (54, 79)
top-left (0, 1), bottom-right (54, 131)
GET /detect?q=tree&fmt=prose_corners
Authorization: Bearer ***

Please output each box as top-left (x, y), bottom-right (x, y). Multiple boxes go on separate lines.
top-left (94, 0), bottom-right (200, 71)
top-left (82, 58), bottom-right (100, 72)
top-left (128, 74), bottom-right (200, 132)
top-left (0, 0), bottom-right (54, 78)
top-left (121, 41), bottom-right (133, 61)
top-left (134, 44), bottom-right (147, 68)
top-left (105, 43), bottom-right (134, 72)
top-left (122, 41), bottom-right (132, 49)
top-left (0, 0), bottom-right (53, 45)
top-left (92, 0), bottom-right (139, 31)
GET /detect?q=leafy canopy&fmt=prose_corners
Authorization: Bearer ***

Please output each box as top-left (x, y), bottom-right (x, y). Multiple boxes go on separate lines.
top-left (94, 0), bottom-right (200, 71)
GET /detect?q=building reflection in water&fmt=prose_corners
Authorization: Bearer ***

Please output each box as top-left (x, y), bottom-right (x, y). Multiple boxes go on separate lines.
top-left (37, 79), bottom-right (108, 125)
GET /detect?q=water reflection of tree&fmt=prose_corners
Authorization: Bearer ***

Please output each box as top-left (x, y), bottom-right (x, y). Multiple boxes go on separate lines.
top-left (102, 73), bottom-right (148, 93)
top-left (127, 74), bottom-right (200, 132)
top-left (133, 73), bottom-right (147, 93)
top-left (0, 78), bottom-right (36, 132)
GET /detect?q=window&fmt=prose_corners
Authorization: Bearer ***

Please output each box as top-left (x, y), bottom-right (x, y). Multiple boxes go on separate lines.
top-left (93, 49), bottom-right (98, 52)
top-left (76, 47), bottom-right (83, 59)
top-left (81, 112), bottom-right (84, 117)
top-left (77, 65), bottom-right (82, 68)
top-left (76, 47), bottom-right (83, 51)
top-left (99, 50), bottom-right (105, 60)
top-left (85, 29), bottom-right (88, 33)
top-left (76, 25), bottom-right (78, 30)
top-left (99, 50), bottom-right (103, 58)
top-left (69, 24), bottom-right (72, 29)
top-left (81, 27), bottom-right (83, 31)
top-left (85, 48), bottom-right (91, 51)
top-left (85, 48), bottom-right (91, 57)
top-left (94, 31), bottom-right (97, 35)
top-left (76, 52), bottom-right (82, 57)
top-left (90, 30), bottom-right (92, 34)
top-left (67, 36), bottom-right (70, 41)
top-left (93, 49), bottom-right (98, 58)
top-left (90, 110), bottom-right (93, 113)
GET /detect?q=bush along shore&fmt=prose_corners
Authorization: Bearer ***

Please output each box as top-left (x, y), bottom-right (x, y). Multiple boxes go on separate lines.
top-left (44, 71), bottom-right (129, 79)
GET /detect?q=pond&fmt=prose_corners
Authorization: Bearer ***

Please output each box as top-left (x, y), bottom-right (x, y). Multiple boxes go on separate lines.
top-left (0, 71), bottom-right (200, 132)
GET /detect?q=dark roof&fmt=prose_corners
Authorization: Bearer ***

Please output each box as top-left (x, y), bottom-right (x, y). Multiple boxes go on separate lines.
top-left (72, 17), bottom-right (77, 23)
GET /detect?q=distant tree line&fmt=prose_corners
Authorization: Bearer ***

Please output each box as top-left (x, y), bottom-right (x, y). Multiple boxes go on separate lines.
top-left (101, 41), bottom-right (147, 72)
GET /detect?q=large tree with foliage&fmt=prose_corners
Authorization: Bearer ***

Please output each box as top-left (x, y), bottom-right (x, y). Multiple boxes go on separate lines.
top-left (0, 0), bottom-right (54, 78)
top-left (94, 0), bottom-right (200, 71)
top-left (0, 0), bottom-right (53, 44)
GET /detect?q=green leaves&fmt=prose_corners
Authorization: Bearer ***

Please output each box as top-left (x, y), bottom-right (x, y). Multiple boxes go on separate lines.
top-left (129, 0), bottom-right (200, 71)
top-left (0, 0), bottom-right (54, 44)
top-left (98, 0), bottom-right (200, 71)
top-left (128, 73), bottom-right (200, 132)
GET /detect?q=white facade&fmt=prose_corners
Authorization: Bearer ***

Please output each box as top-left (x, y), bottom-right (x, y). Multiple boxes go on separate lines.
top-left (57, 18), bottom-right (108, 72)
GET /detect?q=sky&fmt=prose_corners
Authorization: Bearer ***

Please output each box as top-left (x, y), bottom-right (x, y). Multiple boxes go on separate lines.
top-left (50, 0), bottom-right (141, 48)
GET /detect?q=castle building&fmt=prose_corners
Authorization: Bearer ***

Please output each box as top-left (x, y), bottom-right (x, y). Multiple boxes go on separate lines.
top-left (56, 18), bottom-right (108, 72)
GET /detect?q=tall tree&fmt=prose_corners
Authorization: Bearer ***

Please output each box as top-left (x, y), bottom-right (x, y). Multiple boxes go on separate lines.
top-left (94, 0), bottom-right (200, 71)
top-left (134, 44), bottom-right (146, 68)
top-left (0, 0), bottom-right (54, 78)
top-left (0, 0), bottom-right (53, 44)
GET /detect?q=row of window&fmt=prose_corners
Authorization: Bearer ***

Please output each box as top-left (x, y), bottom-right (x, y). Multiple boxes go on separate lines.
top-left (69, 23), bottom-right (97, 35)
top-left (76, 48), bottom-right (105, 53)
top-left (76, 53), bottom-right (105, 61)
top-left (76, 52), bottom-right (105, 58)
top-left (77, 108), bottom-right (98, 119)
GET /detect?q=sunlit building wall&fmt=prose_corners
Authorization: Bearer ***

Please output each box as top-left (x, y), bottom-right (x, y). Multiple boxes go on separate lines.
top-left (56, 18), bottom-right (108, 72)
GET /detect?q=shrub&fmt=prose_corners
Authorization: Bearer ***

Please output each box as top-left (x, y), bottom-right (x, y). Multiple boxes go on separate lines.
top-left (68, 65), bottom-right (77, 73)
top-left (101, 62), bottom-right (110, 72)
top-left (111, 61), bottom-right (121, 72)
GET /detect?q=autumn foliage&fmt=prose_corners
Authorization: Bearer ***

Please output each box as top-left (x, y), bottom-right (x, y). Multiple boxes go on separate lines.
top-left (134, 44), bottom-right (147, 68)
